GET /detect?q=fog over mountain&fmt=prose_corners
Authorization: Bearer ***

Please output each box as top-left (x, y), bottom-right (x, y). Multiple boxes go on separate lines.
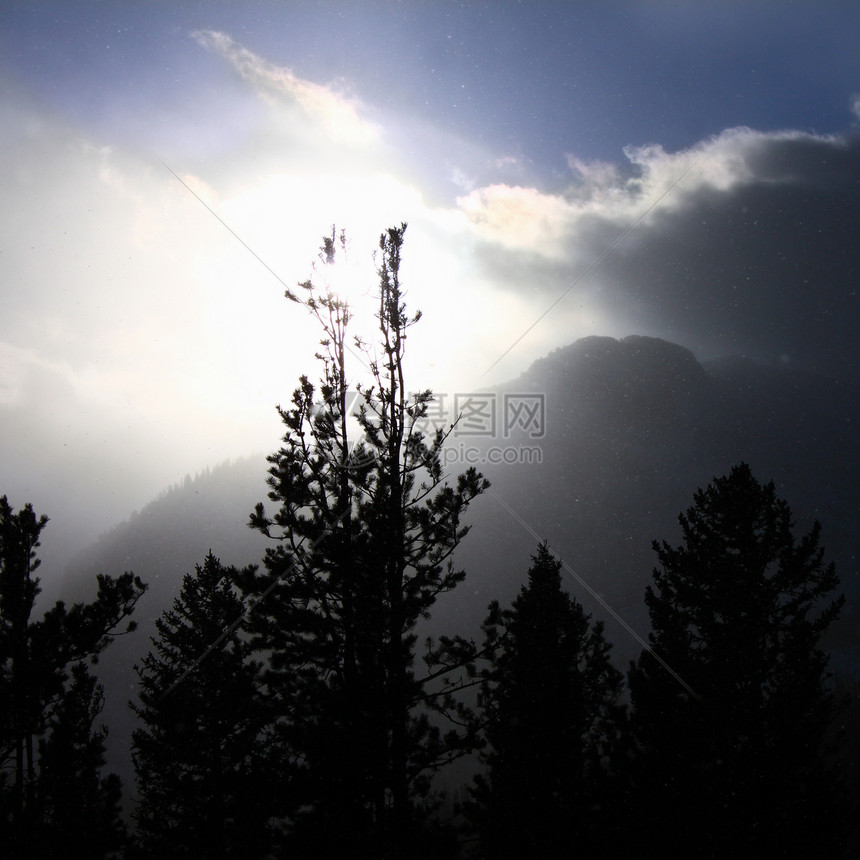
top-left (59, 334), bottom-right (860, 792)
top-left (2, 6), bottom-right (859, 578)
top-left (455, 336), bottom-right (860, 662)
top-left (4, 7), bottom-right (860, 850)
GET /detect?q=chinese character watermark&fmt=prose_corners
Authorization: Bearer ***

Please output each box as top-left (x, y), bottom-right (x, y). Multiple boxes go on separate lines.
top-left (310, 389), bottom-right (547, 469)
top-left (454, 393), bottom-right (497, 437)
top-left (503, 393), bottom-right (545, 439)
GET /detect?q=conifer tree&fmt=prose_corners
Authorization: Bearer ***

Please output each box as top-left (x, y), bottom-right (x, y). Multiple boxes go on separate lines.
top-left (239, 225), bottom-right (488, 857)
top-left (628, 463), bottom-right (850, 857)
top-left (468, 543), bottom-right (626, 858)
top-left (130, 552), bottom-right (274, 859)
top-left (0, 494), bottom-right (145, 859)
top-left (33, 663), bottom-right (126, 857)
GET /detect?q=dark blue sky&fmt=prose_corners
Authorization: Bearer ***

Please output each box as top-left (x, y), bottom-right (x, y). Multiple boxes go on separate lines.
top-left (4, 2), bottom-right (858, 179)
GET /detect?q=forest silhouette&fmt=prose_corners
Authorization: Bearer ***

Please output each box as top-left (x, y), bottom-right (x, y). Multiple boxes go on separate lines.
top-left (1, 228), bottom-right (857, 858)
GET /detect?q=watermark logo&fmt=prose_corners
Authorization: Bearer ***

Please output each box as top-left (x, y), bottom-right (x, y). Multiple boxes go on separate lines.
top-left (411, 392), bottom-right (546, 440)
top-left (419, 391), bottom-right (546, 466)
top-left (503, 393), bottom-right (545, 439)
top-left (312, 390), bottom-right (547, 469)
top-left (440, 442), bottom-right (543, 468)
top-left (454, 393), bottom-right (497, 437)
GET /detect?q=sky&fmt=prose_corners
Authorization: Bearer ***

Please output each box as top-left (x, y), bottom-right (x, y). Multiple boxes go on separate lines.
top-left (1, 1), bottom-right (859, 568)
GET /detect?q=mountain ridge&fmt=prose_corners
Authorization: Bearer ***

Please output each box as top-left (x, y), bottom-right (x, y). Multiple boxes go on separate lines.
top-left (55, 333), bottom-right (860, 794)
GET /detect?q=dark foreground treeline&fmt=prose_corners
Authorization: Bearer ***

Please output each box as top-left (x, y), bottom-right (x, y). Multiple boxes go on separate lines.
top-left (2, 227), bottom-right (857, 858)
top-left (1, 463), bottom-right (856, 859)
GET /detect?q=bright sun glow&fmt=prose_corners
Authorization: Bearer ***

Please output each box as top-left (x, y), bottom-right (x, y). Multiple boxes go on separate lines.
top-left (322, 254), bottom-right (377, 313)
top-left (188, 169), bottom-right (553, 406)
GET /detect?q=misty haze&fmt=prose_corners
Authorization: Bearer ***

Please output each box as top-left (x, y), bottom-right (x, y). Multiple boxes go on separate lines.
top-left (2, 3), bottom-right (859, 857)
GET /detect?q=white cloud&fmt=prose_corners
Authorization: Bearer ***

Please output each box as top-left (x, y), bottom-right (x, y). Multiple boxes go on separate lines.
top-left (564, 154), bottom-right (621, 198)
top-left (456, 126), bottom-right (839, 262)
top-left (448, 164), bottom-right (476, 192)
top-left (494, 155), bottom-right (522, 170)
top-left (457, 184), bottom-right (577, 257)
top-left (192, 30), bottom-right (379, 147)
top-left (0, 342), bottom-right (67, 406)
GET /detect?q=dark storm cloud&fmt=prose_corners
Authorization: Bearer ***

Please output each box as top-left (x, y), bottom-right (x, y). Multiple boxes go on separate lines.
top-left (462, 129), bottom-right (860, 380)
top-left (605, 133), bottom-right (860, 375)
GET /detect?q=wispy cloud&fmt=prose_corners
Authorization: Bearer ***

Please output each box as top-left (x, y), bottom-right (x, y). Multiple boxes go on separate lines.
top-left (455, 126), bottom-right (838, 260)
top-left (192, 30), bottom-right (379, 146)
top-left (457, 183), bottom-right (576, 256)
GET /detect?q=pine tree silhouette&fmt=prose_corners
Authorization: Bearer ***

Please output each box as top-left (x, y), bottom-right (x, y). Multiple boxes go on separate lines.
top-left (0, 495), bottom-right (144, 859)
top-left (628, 463), bottom-right (851, 857)
top-left (131, 552), bottom-right (274, 858)
top-left (469, 543), bottom-right (626, 858)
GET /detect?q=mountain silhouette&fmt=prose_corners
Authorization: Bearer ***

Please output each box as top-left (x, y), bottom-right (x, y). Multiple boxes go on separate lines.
top-left (62, 335), bottom-right (860, 795)
top-left (453, 335), bottom-right (859, 662)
